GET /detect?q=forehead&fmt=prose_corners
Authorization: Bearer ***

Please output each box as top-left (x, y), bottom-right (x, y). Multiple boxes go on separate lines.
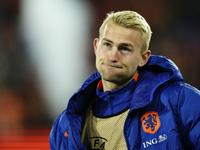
top-left (101, 22), bottom-right (142, 48)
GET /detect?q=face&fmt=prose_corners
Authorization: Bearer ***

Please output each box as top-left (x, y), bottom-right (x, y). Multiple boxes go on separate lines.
top-left (94, 22), bottom-right (150, 88)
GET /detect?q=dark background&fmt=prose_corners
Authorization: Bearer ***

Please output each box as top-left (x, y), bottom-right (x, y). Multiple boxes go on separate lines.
top-left (0, 0), bottom-right (199, 149)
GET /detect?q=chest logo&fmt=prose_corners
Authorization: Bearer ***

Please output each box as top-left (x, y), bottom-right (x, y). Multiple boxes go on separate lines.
top-left (141, 111), bottom-right (161, 134)
top-left (88, 137), bottom-right (108, 150)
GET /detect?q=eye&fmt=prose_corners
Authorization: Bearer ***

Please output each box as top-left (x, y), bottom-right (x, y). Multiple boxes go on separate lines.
top-left (121, 47), bottom-right (129, 52)
top-left (104, 42), bottom-right (111, 47)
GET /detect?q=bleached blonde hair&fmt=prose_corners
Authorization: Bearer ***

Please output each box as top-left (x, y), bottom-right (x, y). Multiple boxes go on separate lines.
top-left (99, 11), bottom-right (152, 52)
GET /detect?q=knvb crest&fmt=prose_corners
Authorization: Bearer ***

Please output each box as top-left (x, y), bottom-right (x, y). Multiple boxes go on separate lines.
top-left (141, 111), bottom-right (161, 134)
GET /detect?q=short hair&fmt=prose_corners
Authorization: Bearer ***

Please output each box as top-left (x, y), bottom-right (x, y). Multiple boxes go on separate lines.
top-left (99, 11), bottom-right (152, 52)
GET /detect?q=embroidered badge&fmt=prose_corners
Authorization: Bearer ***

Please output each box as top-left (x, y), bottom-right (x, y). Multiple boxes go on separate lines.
top-left (141, 111), bottom-right (161, 134)
top-left (64, 130), bottom-right (69, 137)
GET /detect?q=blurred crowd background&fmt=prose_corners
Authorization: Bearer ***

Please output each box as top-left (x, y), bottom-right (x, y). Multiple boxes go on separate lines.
top-left (0, 0), bottom-right (200, 131)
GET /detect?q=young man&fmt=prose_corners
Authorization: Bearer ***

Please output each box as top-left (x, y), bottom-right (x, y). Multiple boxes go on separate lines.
top-left (49, 11), bottom-right (200, 150)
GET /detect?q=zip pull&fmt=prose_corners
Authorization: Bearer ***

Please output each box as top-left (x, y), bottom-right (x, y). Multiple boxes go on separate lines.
top-left (107, 91), bottom-right (111, 98)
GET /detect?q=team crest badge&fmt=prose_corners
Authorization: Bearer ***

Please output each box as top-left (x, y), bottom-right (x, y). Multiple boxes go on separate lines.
top-left (141, 111), bottom-right (161, 134)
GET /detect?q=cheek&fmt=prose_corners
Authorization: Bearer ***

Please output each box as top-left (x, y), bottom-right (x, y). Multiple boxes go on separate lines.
top-left (96, 49), bottom-right (106, 60)
top-left (95, 52), bottom-right (101, 62)
top-left (125, 57), bottom-right (141, 68)
top-left (95, 52), bottom-right (103, 65)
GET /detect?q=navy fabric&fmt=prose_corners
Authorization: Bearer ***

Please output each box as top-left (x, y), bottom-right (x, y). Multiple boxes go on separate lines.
top-left (93, 78), bottom-right (136, 117)
top-left (49, 55), bottom-right (200, 150)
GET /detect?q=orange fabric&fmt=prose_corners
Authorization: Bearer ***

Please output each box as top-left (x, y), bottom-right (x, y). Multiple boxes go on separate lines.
top-left (97, 80), bottom-right (103, 90)
top-left (134, 73), bottom-right (139, 82)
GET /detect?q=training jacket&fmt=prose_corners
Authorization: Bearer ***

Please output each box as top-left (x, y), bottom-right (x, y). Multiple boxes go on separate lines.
top-left (49, 55), bottom-right (200, 150)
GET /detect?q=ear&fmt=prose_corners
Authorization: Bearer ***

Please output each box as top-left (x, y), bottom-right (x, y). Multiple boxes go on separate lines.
top-left (138, 50), bottom-right (151, 67)
top-left (93, 38), bottom-right (99, 55)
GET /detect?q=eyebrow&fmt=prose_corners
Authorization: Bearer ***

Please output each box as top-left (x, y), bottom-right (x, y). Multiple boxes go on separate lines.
top-left (102, 38), bottom-right (134, 48)
top-left (102, 38), bottom-right (113, 44)
top-left (119, 43), bottom-right (134, 48)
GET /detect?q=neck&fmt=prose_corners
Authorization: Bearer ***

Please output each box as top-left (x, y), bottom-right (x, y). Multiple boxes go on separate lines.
top-left (102, 73), bottom-right (139, 92)
top-left (102, 80), bottom-right (124, 92)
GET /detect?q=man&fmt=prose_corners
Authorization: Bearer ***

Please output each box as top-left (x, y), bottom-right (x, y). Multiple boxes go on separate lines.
top-left (49, 11), bottom-right (200, 150)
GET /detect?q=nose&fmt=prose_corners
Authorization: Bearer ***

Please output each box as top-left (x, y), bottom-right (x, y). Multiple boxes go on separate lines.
top-left (108, 47), bottom-right (119, 62)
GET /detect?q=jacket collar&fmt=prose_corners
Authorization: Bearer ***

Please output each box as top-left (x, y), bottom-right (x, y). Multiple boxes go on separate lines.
top-left (67, 55), bottom-right (183, 114)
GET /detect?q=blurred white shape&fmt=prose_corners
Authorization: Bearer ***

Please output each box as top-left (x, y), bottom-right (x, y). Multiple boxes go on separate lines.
top-left (20, 0), bottom-right (93, 120)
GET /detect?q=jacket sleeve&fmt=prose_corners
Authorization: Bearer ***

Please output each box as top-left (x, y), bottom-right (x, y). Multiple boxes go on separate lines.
top-left (177, 84), bottom-right (200, 149)
top-left (49, 110), bottom-right (69, 150)
top-left (49, 113), bottom-right (62, 150)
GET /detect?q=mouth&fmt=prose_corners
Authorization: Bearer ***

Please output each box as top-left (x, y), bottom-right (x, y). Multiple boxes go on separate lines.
top-left (103, 62), bottom-right (122, 69)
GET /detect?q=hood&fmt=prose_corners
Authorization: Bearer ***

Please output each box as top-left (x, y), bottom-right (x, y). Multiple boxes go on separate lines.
top-left (129, 55), bottom-right (183, 110)
top-left (143, 55), bottom-right (183, 81)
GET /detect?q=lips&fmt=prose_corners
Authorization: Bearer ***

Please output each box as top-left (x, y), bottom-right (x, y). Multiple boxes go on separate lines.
top-left (103, 62), bottom-right (122, 69)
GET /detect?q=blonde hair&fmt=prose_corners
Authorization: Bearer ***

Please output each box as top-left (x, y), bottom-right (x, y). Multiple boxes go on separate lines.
top-left (99, 11), bottom-right (152, 52)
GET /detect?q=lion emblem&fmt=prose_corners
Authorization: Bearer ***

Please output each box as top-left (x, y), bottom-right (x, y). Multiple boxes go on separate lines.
top-left (143, 114), bottom-right (157, 131)
top-left (141, 111), bottom-right (161, 134)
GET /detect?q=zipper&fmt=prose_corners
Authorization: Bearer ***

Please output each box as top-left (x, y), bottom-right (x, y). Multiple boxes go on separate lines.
top-left (108, 91), bottom-right (114, 114)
